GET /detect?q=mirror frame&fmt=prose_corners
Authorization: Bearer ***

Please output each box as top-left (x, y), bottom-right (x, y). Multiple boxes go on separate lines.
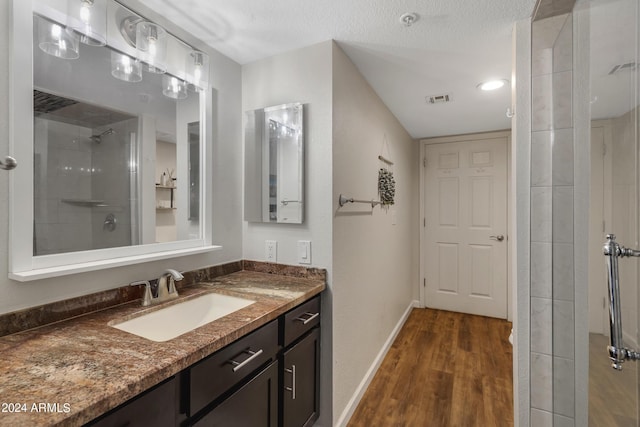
top-left (8, 0), bottom-right (218, 281)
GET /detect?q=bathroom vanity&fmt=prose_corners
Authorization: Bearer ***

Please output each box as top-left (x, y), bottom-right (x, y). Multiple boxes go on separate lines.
top-left (89, 295), bottom-right (320, 427)
top-left (0, 266), bottom-right (324, 427)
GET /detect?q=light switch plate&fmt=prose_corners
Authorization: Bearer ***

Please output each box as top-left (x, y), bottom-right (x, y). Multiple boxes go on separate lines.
top-left (265, 240), bottom-right (277, 262)
top-left (297, 240), bottom-right (311, 264)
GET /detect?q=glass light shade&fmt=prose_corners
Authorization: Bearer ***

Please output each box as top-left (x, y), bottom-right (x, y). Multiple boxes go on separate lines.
top-left (37, 15), bottom-right (79, 60)
top-left (162, 75), bottom-right (188, 99)
top-left (185, 50), bottom-right (210, 91)
top-left (66, 0), bottom-right (107, 46)
top-left (136, 21), bottom-right (167, 74)
top-left (111, 51), bottom-right (142, 82)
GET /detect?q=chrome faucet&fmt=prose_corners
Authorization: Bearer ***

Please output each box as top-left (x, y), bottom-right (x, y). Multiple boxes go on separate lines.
top-left (158, 269), bottom-right (183, 301)
top-left (130, 269), bottom-right (184, 307)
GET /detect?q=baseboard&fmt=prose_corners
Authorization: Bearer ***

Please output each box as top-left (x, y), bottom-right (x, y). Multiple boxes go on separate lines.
top-left (335, 299), bottom-right (420, 427)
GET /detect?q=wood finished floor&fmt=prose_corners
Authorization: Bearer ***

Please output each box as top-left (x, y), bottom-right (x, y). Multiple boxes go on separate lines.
top-left (348, 308), bottom-right (513, 427)
top-left (589, 333), bottom-right (637, 426)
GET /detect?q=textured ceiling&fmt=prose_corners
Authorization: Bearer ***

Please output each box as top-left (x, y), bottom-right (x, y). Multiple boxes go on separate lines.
top-left (136, 0), bottom-right (537, 138)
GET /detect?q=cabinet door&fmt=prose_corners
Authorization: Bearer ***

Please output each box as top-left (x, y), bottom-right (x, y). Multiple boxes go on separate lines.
top-left (86, 377), bottom-right (176, 427)
top-left (282, 328), bottom-right (320, 427)
top-left (192, 361), bottom-right (278, 427)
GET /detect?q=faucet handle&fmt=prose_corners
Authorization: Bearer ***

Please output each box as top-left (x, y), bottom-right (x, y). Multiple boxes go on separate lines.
top-left (131, 280), bottom-right (153, 306)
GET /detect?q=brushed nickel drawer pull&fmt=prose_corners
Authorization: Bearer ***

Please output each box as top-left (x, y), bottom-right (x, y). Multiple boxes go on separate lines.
top-left (229, 349), bottom-right (264, 372)
top-left (294, 312), bottom-right (319, 325)
top-left (285, 365), bottom-right (296, 399)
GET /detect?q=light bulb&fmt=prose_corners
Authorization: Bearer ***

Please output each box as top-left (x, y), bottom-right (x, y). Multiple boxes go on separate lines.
top-left (51, 24), bottom-right (62, 40)
top-left (80, 4), bottom-right (91, 24)
top-left (194, 67), bottom-right (202, 86)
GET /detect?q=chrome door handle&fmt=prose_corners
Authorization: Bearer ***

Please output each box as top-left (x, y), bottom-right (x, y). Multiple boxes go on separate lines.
top-left (490, 235), bottom-right (504, 242)
top-left (229, 348), bottom-right (263, 372)
top-left (0, 156), bottom-right (17, 170)
top-left (294, 312), bottom-right (319, 325)
top-left (603, 234), bottom-right (640, 370)
top-left (285, 365), bottom-right (296, 399)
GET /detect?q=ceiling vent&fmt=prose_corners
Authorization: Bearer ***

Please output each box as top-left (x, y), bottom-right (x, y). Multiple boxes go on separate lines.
top-left (609, 62), bottom-right (637, 75)
top-left (426, 94), bottom-right (452, 104)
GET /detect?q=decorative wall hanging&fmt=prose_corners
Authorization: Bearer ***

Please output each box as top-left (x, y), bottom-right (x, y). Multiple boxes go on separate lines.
top-left (377, 134), bottom-right (395, 208)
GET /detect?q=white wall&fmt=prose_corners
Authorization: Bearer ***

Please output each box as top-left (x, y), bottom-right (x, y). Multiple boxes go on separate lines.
top-left (331, 42), bottom-right (419, 425)
top-left (241, 41), bottom-right (334, 269)
top-left (0, 1), bottom-right (243, 314)
top-left (241, 40), bottom-right (335, 425)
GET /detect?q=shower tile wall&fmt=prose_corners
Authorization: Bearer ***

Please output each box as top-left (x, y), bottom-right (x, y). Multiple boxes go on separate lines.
top-left (33, 118), bottom-right (137, 255)
top-left (34, 118), bottom-right (94, 255)
top-left (531, 12), bottom-right (576, 425)
top-left (91, 118), bottom-right (138, 250)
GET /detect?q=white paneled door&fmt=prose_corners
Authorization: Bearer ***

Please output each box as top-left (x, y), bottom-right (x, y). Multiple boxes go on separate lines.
top-left (424, 137), bottom-right (508, 318)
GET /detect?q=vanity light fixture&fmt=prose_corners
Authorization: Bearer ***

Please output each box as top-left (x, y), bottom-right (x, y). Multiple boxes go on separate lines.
top-left (36, 15), bottom-right (80, 60)
top-left (37, 3), bottom-right (211, 100)
top-left (66, 0), bottom-right (107, 46)
top-left (162, 75), bottom-right (188, 99)
top-left (136, 21), bottom-right (168, 74)
top-left (111, 51), bottom-right (142, 82)
top-left (477, 79), bottom-right (509, 91)
top-left (186, 50), bottom-right (210, 91)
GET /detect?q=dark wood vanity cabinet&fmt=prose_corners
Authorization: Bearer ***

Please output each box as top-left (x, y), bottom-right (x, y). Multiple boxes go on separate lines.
top-left (281, 328), bottom-right (320, 427)
top-left (85, 376), bottom-right (178, 427)
top-left (188, 295), bottom-right (321, 427)
top-left (192, 361), bottom-right (279, 427)
top-left (85, 295), bottom-right (321, 427)
top-left (281, 296), bottom-right (321, 427)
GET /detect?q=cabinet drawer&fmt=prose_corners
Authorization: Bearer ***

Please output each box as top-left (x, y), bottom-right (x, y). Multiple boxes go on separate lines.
top-left (189, 320), bottom-right (279, 416)
top-left (283, 296), bottom-right (321, 347)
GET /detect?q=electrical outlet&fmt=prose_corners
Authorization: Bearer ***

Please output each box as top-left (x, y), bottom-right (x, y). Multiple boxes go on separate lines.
top-left (265, 240), bottom-right (277, 262)
top-left (297, 240), bottom-right (311, 264)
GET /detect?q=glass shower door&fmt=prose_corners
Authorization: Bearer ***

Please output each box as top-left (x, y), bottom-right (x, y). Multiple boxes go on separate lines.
top-left (588, 0), bottom-right (639, 424)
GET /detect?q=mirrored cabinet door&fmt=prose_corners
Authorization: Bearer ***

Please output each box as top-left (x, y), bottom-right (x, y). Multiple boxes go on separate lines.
top-left (244, 103), bottom-right (304, 224)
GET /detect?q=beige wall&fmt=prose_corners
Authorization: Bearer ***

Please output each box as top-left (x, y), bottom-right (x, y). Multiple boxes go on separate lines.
top-left (331, 42), bottom-right (419, 425)
top-left (241, 40), bottom-right (419, 425)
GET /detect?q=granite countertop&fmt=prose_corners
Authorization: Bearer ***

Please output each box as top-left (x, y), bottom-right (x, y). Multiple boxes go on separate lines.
top-left (0, 270), bottom-right (325, 427)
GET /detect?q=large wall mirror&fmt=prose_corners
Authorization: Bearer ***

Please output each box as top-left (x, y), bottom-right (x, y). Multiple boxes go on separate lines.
top-left (9, 0), bottom-right (215, 280)
top-left (244, 103), bottom-right (304, 224)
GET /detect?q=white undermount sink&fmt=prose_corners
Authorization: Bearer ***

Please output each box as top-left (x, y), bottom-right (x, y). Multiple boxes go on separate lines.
top-left (110, 293), bottom-right (255, 342)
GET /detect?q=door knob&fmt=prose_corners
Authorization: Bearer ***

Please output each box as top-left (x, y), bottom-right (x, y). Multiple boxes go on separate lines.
top-left (490, 235), bottom-right (504, 242)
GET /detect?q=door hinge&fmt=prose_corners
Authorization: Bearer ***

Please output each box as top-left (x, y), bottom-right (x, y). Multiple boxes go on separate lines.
top-left (423, 278), bottom-right (426, 287)
top-left (423, 157), bottom-right (427, 168)
top-left (423, 217), bottom-right (426, 227)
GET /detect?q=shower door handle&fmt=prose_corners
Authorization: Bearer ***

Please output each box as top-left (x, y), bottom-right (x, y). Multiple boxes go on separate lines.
top-left (603, 234), bottom-right (640, 370)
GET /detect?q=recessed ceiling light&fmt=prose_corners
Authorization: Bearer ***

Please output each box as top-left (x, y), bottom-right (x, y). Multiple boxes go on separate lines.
top-left (477, 79), bottom-right (508, 91)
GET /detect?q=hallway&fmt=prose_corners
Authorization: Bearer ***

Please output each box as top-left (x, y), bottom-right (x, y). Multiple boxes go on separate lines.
top-left (348, 309), bottom-right (513, 426)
